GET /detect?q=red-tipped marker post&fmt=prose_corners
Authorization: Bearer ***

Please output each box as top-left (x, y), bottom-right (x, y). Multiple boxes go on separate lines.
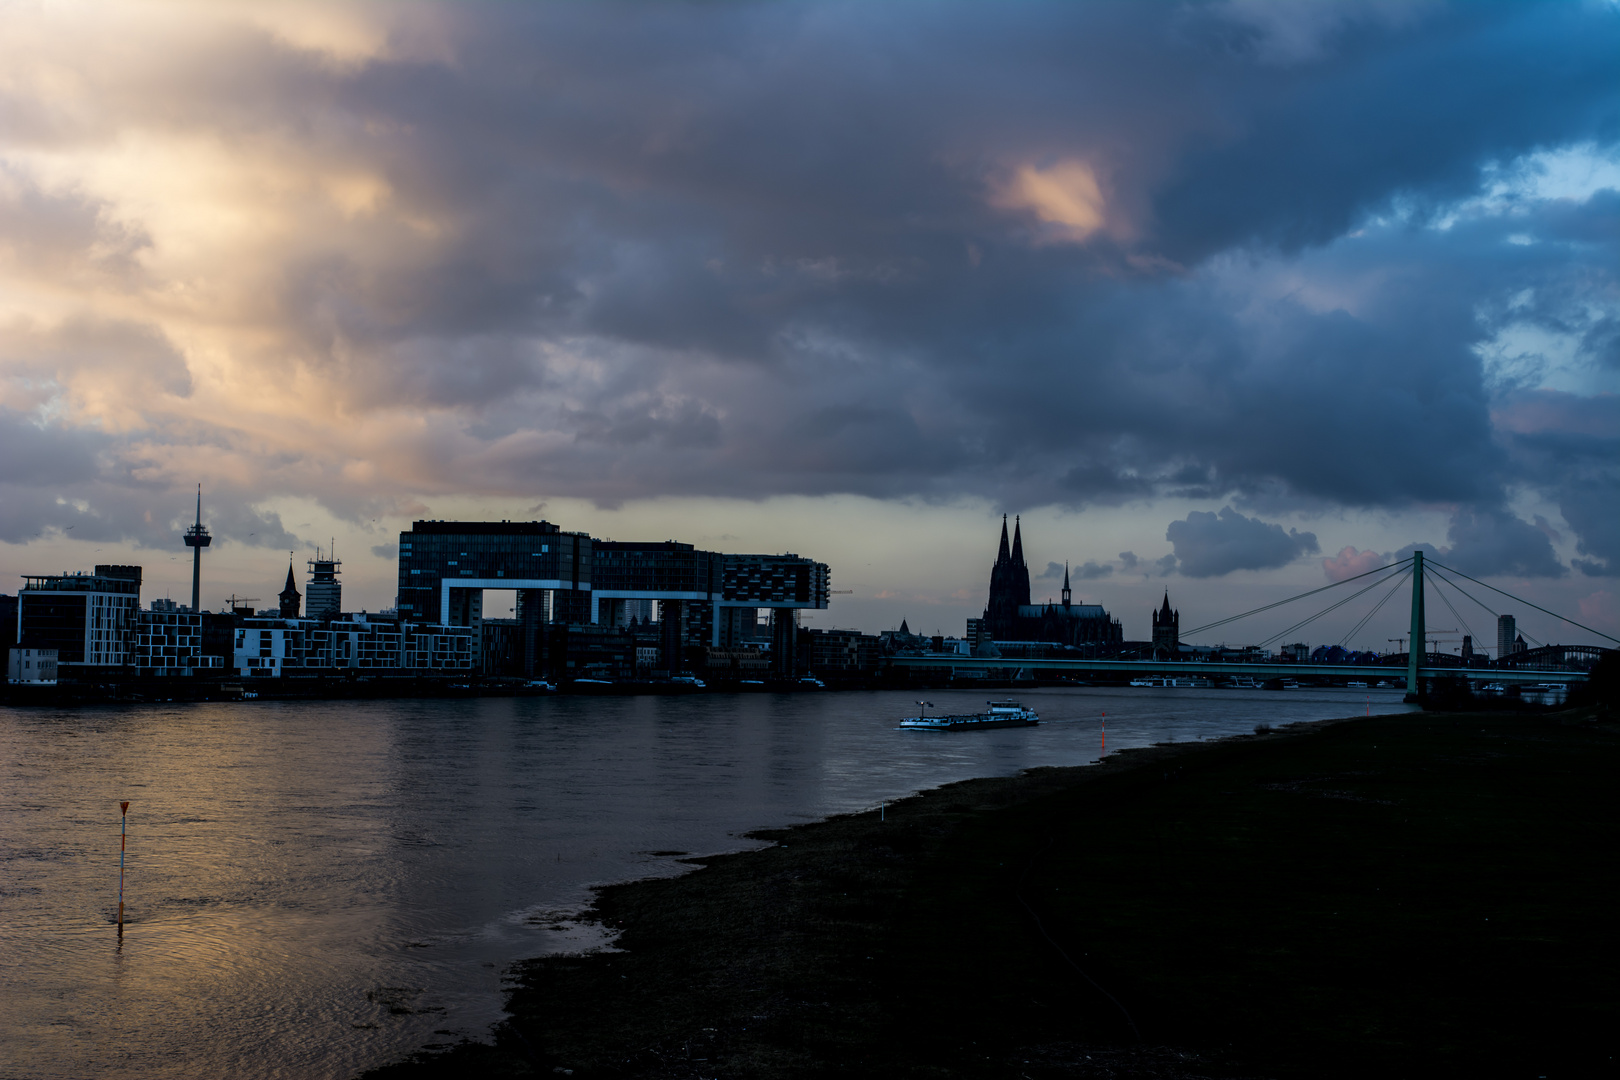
top-left (1101, 712), bottom-right (1106, 756)
top-left (118, 801), bottom-right (129, 932)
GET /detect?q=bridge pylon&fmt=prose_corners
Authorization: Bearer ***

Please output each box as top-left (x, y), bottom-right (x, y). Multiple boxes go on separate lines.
top-left (1406, 550), bottom-right (1425, 702)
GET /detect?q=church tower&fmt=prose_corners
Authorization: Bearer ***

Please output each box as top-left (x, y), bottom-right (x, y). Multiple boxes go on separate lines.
top-left (1151, 591), bottom-right (1179, 658)
top-left (1061, 562), bottom-right (1071, 610)
top-left (1009, 516), bottom-right (1031, 609)
top-left (279, 558), bottom-right (302, 618)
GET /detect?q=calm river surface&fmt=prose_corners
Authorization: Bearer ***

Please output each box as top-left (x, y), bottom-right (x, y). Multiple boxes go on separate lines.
top-left (0, 686), bottom-right (1415, 1079)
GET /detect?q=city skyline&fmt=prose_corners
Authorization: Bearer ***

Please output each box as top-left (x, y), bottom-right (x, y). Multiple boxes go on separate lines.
top-left (0, 2), bottom-right (1615, 649)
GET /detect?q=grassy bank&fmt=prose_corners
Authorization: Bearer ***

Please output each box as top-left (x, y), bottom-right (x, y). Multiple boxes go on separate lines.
top-left (365, 710), bottom-right (1619, 1079)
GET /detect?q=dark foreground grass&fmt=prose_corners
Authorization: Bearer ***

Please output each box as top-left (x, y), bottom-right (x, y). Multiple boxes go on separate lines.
top-left (364, 710), bottom-right (1619, 1079)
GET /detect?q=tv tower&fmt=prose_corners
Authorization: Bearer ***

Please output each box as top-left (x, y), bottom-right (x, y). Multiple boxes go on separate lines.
top-left (183, 484), bottom-right (211, 612)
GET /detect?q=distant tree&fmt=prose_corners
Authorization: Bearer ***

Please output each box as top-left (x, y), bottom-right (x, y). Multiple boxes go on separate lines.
top-left (1568, 650), bottom-right (1620, 712)
top-left (1427, 675), bottom-right (1473, 710)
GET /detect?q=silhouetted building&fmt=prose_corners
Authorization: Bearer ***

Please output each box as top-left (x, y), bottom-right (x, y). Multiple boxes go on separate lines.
top-left (0, 593), bottom-right (17, 652)
top-left (395, 520), bottom-right (829, 677)
top-left (279, 561), bottom-right (302, 618)
top-left (1152, 592), bottom-right (1179, 659)
top-left (1497, 614), bottom-right (1521, 659)
top-left (182, 485), bottom-right (211, 613)
top-left (979, 521), bottom-right (1121, 649)
top-left (984, 515), bottom-right (1030, 640)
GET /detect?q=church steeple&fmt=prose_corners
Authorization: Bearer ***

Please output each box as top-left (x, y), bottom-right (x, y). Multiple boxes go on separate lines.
top-left (1062, 561), bottom-right (1071, 608)
top-left (278, 556), bottom-right (302, 618)
top-left (1009, 516), bottom-right (1030, 608)
top-left (1152, 591), bottom-right (1179, 657)
top-left (997, 514), bottom-right (1010, 563)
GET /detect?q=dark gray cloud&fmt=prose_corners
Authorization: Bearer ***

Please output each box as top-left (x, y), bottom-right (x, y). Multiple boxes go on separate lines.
top-left (1396, 507), bottom-right (1568, 580)
top-left (288, 2), bottom-right (1612, 531)
top-left (1167, 507), bottom-right (1320, 578)
top-left (1494, 390), bottom-right (1619, 576)
top-left (1440, 507), bottom-right (1566, 579)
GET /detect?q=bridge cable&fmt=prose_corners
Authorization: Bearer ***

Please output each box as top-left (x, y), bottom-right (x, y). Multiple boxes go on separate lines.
top-left (1338, 568), bottom-right (1411, 650)
top-left (1426, 558), bottom-right (1619, 646)
top-left (1423, 565), bottom-right (1541, 648)
top-left (1427, 573), bottom-right (1483, 655)
top-left (1181, 557), bottom-right (1412, 639)
top-left (1255, 568), bottom-right (1415, 650)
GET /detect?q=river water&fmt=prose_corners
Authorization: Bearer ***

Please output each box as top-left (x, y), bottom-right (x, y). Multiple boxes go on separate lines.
top-left (0, 686), bottom-right (1415, 1079)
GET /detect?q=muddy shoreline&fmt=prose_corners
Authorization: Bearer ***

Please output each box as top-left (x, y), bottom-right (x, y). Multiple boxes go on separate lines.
top-left (363, 709), bottom-right (1618, 1079)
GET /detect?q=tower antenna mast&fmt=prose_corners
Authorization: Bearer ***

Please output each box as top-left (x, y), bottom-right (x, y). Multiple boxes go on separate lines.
top-left (182, 484), bottom-right (211, 613)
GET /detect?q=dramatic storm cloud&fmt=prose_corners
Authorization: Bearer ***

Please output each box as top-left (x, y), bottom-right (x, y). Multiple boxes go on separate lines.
top-left (0, 0), bottom-right (1616, 633)
top-left (1166, 507), bottom-right (1320, 578)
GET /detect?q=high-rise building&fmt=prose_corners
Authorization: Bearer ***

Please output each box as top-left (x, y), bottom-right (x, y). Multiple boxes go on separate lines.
top-left (18, 565), bottom-right (142, 669)
top-left (395, 520), bottom-right (830, 677)
top-left (1497, 614), bottom-right (1517, 659)
top-left (306, 549), bottom-right (342, 620)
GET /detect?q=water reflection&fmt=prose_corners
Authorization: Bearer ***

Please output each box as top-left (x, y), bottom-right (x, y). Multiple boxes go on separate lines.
top-left (0, 687), bottom-right (1415, 1079)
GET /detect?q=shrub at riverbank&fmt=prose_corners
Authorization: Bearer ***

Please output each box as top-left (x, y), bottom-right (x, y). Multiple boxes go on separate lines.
top-left (365, 708), bottom-right (1619, 1079)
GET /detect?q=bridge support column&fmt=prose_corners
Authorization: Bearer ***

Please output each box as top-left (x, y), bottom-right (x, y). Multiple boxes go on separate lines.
top-left (1406, 550), bottom-right (1425, 703)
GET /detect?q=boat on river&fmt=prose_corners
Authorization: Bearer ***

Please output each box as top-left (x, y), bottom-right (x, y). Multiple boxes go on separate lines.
top-left (900, 700), bottom-right (1039, 731)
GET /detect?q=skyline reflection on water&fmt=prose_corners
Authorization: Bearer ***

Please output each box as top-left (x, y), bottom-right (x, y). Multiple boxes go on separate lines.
top-left (0, 686), bottom-right (1415, 1079)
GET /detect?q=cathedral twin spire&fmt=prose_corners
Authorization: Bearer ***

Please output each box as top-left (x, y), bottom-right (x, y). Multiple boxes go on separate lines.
top-left (986, 514), bottom-right (1031, 636)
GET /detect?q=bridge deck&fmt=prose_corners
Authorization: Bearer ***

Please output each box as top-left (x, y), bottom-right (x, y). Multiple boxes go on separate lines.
top-left (888, 657), bottom-right (1587, 684)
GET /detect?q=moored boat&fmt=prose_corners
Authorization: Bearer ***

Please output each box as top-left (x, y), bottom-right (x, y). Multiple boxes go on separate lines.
top-left (900, 699), bottom-right (1039, 731)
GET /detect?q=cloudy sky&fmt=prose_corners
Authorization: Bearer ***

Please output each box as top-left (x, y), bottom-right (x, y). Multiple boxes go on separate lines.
top-left (2, 0), bottom-right (1616, 651)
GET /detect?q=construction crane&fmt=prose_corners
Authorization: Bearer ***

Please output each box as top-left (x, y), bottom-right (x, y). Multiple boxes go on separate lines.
top-left (1424, 631), bottom-right (1461, 660)
top-left (226, 595), bottom-right (260, 614)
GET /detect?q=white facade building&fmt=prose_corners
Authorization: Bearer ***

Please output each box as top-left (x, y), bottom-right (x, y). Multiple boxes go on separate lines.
top-left (235, 616), bottom-right (471, 677)
top-left (7, 646), bottom-right (59, 684)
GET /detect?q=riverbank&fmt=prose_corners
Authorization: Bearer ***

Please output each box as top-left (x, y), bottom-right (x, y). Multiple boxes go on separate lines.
top-left (364, 707), bottom-right (1619, 1079)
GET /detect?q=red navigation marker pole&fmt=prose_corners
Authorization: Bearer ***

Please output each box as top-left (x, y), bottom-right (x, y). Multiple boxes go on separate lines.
top-left (1101, 712), bottom-right (1106, 756)
top-left (118, 801), bottom-right (130, 932)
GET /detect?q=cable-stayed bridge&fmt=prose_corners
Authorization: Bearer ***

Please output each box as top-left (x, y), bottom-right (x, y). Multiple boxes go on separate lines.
top-left (891, 551), bottom-right (1615, 698)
